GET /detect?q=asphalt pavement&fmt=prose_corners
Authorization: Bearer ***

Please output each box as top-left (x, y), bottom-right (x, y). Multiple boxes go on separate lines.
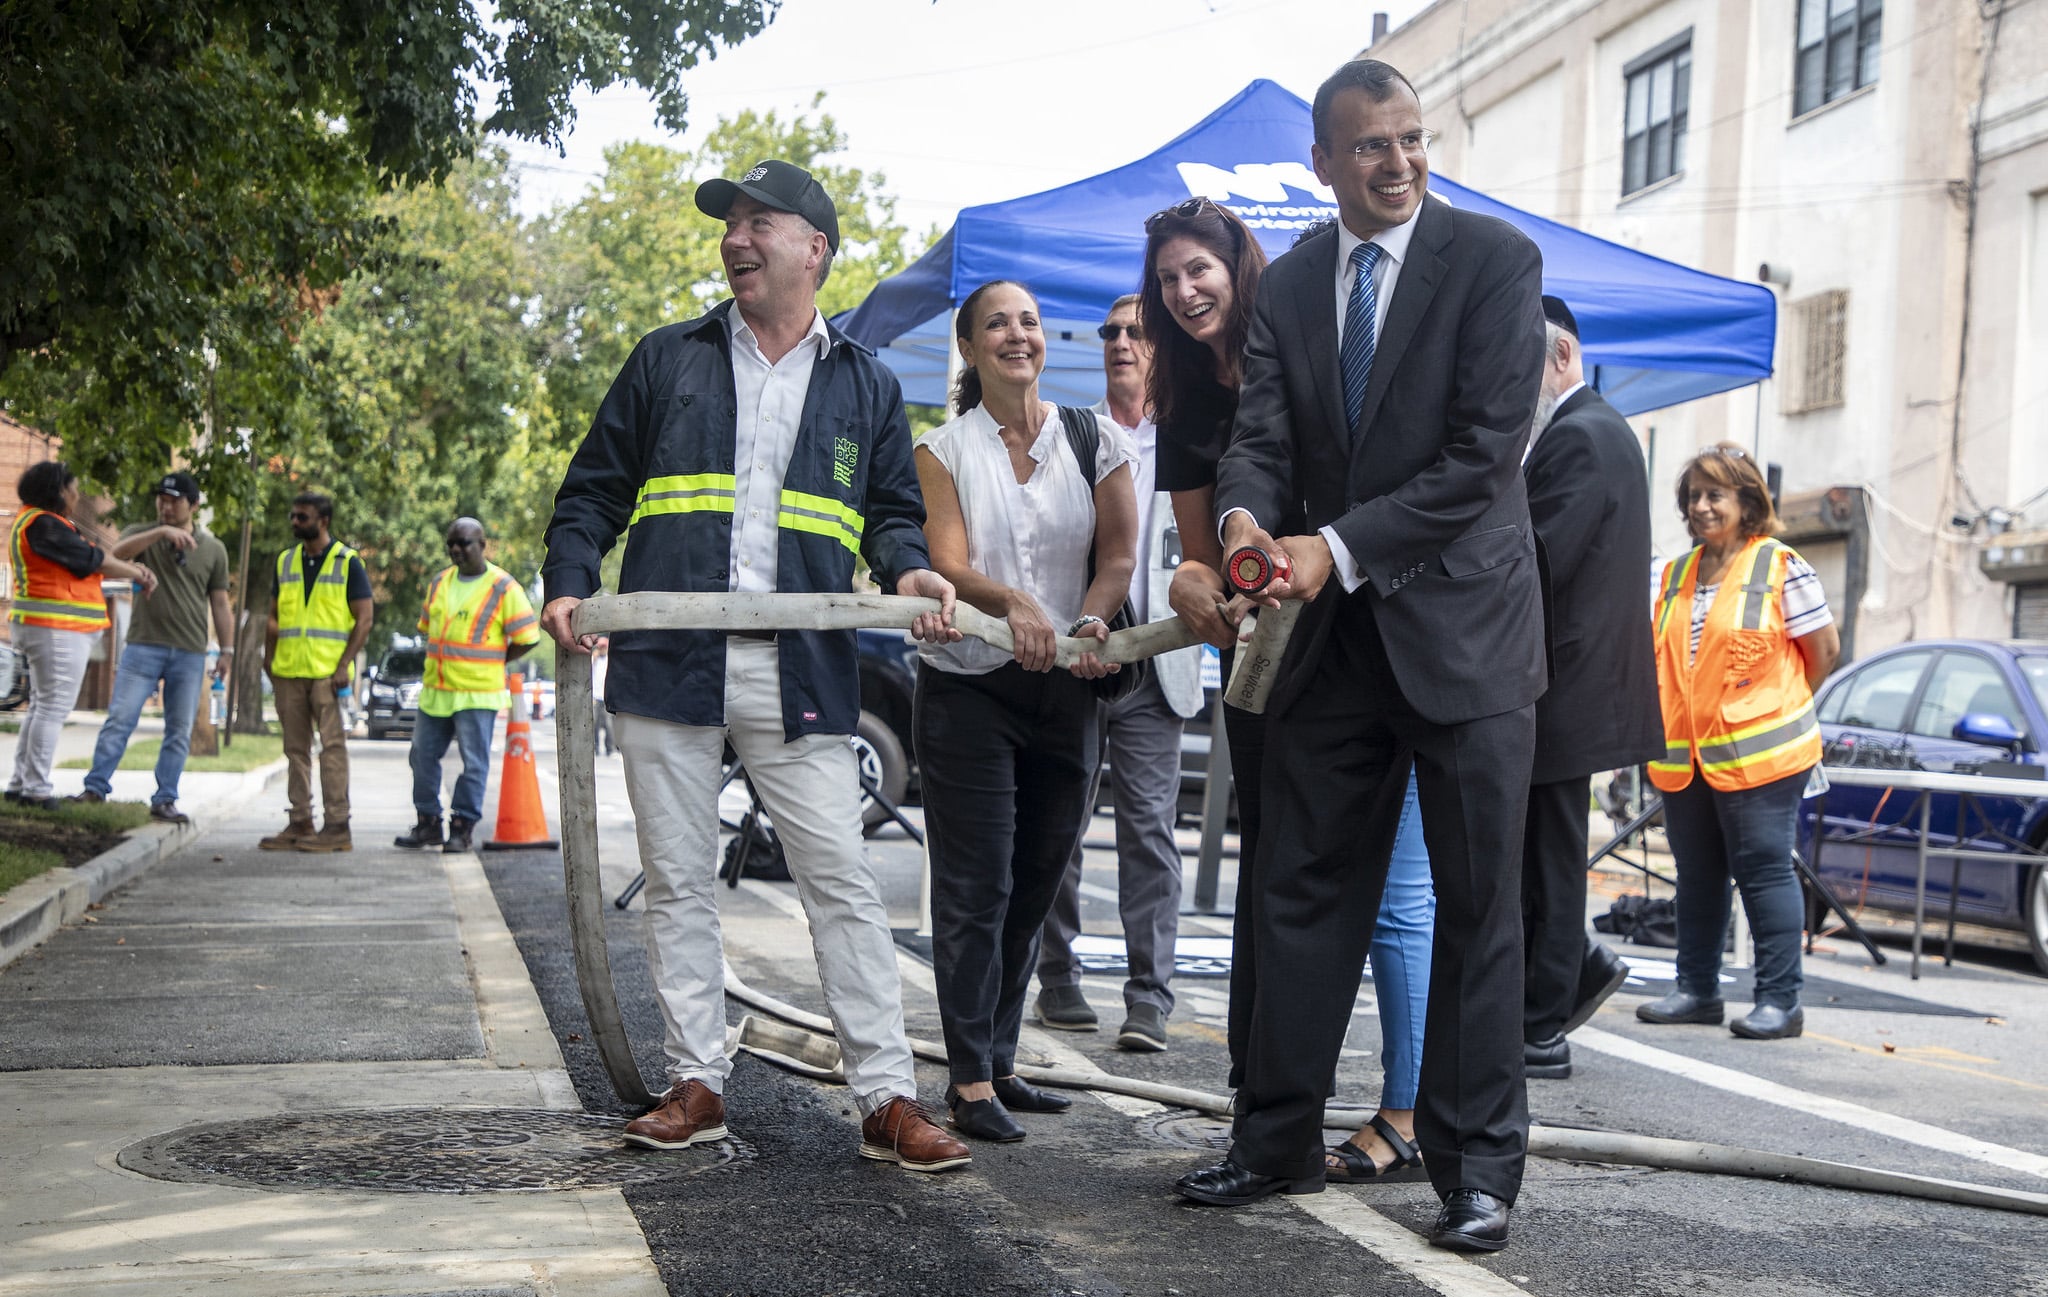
top-left (2, 715), bottom-right (2044, 1297)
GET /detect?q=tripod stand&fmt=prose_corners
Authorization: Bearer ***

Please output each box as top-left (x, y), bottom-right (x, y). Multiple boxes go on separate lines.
top-left (611, 744), bottom-right (925, 909)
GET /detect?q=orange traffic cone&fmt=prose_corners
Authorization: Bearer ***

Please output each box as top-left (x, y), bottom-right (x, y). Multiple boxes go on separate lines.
top-left (485, 670), bottom-right (559, 851)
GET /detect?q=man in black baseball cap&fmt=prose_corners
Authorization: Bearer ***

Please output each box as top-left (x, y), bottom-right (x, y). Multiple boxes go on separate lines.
top-left (694, 159), bottom-right (840, 253)
top-left (155, 470), bottom-right (202, 504)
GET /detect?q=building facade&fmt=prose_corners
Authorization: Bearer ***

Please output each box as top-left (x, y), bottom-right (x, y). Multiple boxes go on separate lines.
top-left (1370, 0), bottom-right (2048, 653)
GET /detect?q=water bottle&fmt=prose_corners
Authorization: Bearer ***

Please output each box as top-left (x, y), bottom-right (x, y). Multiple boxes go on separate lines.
top-left (210, 674), bottom-right (226, 727)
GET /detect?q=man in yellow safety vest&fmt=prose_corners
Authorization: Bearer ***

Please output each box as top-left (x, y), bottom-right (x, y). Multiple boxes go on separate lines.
top-left (259, 492), bottom-right (374, 853)
top-left (395, 518), bottom-right (540, 853)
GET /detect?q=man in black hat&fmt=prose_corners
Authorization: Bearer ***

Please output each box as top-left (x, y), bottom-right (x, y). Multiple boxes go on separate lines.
top-left (1518, 296), bottom-right (1664, 1078)
top-left (75, 471), bottom-right (234, 822)
top-left (542, 159), bottom-right (973, 1174)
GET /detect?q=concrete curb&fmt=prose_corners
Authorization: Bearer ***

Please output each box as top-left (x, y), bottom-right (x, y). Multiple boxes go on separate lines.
top-left (0, 757), bottom-right (287, 974)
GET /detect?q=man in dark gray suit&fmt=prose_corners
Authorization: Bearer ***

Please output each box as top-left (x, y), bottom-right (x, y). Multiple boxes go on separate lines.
top-left (1519, 297), bottom-right (1665, 1080)
top-left (1173, 59), bottom-right (1546, 1254)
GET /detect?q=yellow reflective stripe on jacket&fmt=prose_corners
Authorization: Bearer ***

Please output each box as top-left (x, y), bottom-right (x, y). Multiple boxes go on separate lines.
top-left (629, 473), bottom-right (737, 526)
top-left (1737, 540), bottom-right (1782, 631)
top-left (1695, 698), bottom-right (1820, 774)
top-left (1654, 549), bottom-right (1699, 639)
top-left (777, 488), bottom-right (863, 555)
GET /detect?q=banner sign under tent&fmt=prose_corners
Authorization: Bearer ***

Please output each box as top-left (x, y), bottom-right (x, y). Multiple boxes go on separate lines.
top-left (835, 79), bottom-right (1776, 417)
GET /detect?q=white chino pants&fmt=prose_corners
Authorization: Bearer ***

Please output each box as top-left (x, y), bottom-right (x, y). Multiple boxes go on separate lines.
top-left (613, 637), bottom-right (916, 1113)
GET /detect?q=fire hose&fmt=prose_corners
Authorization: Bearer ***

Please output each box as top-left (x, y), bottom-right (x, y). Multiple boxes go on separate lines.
top-left (554, 591), bottom-right (2048, 1220)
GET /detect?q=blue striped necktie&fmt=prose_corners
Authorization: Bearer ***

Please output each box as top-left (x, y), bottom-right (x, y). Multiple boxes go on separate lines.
top-left (1342, 241), bottom-right (1384, 432)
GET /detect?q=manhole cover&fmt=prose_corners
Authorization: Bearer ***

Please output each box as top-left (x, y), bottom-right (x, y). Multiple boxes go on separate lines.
top-left (1144, 1112), bottom-right (1234, 1152)
top-left (117, 1107), bottom-right (753, 1193)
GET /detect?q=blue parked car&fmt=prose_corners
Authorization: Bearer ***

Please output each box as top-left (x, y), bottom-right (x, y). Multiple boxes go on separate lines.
top-left (1802, 639), bottom-right (2048, 974)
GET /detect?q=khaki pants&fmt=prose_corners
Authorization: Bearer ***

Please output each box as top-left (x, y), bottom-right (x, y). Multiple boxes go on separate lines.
top-left (274, 675), bottom-right (350, 825)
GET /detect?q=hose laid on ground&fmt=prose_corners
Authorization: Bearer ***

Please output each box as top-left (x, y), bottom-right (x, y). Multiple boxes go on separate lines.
top-left (721, 965), bottom-right (2048, 1219)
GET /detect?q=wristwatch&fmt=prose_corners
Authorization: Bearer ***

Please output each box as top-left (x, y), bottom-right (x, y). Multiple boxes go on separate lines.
top-left (1066, 614), bottom-right (1106, 636)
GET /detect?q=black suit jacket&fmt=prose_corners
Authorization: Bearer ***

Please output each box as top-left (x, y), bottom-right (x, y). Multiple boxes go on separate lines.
top-left (1216, 198), bottom-right (1548, 725)
top-left (1523, 386), bottom-right (1665, 782)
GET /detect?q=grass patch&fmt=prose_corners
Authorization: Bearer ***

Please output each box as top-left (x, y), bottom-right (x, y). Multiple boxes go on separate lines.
top-left (0, 717), bottom-right (19, 734)
top-left (60, 732), bottom-right (285, 774)
top-left (0, 799), bottom-right (154, 893)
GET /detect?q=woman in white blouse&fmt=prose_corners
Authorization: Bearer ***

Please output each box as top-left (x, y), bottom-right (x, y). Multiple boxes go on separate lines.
top-left (914, 279), bottom-right (1140, 1143)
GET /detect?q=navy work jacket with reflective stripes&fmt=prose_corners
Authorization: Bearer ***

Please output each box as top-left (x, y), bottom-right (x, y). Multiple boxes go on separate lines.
top-left (542, 300), bottom-right (932, 740)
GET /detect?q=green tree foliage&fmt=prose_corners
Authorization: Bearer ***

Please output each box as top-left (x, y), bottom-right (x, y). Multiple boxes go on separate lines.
top-left (0, 0), bottom-right (779, 486)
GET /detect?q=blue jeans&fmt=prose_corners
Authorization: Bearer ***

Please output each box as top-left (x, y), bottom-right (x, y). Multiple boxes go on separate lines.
top-left (1370, 771), bottom-right (1435, 1110)
top-left (410, 708), bottom-right (496, 825)
top-left (1662, 767), bottom-right (1809, 1008)
top-left (85, 642), bottom-right (207, 805)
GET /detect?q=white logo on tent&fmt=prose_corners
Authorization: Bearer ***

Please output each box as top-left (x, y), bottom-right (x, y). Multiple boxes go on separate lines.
top-left (1176, 162), bottom-right (1336, 232)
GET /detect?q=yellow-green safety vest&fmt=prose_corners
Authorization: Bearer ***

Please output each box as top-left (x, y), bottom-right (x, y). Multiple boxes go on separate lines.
top-left (273, 541), bottom-right (360, 679)
top-left (417, 563), bottom-right (538, 698)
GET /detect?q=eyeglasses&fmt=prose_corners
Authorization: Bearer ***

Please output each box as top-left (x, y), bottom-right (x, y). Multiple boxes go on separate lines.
top-left (446, 537), bottom-right (482, 550)
top-left (1144, 196), bottom-right (1220, 232)
top-left (1345, 129), bottom-right (1436, 165)
top-left (1097, 323), bottom-right (1143, 342)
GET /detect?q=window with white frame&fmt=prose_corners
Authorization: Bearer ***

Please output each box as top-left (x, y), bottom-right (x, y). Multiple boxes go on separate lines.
top-left (1795, 0), bottom-right (1881, 118)
top-left (1624, 34), bottom-right (1691, 196)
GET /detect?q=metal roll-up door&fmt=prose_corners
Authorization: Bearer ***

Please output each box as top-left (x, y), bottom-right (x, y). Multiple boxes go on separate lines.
top-left (2017, 583), bottom-right (2048, 639)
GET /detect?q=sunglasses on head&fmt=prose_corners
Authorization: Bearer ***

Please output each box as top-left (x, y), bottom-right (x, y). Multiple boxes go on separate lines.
top-left (1144, 196), bottom-right (1220, 232)
top-left (1097, 323), bottom-right (1142, 342)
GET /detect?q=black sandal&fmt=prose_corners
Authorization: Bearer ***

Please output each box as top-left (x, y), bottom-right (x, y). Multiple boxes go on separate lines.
top-left (1325, 1114), bottom-right (1428, 1184)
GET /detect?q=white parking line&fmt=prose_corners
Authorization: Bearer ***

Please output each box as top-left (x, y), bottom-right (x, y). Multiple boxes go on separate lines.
top-left (1288, 1193), bottom-right (1527, 1297)
top-left (1574, 1025), bottom-right (2048, 1179)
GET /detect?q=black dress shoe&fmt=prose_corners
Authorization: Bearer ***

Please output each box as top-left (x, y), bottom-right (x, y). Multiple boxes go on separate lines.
top-left (1175, 1157), bottom-right (1323, 1207)
top-left (992, 1075), bottom-right (1072, 1113)
top-left (1730, 1003), bottom-right (1804, 1039)
top-left (1429, 1189), bottom-right (1510, 1252)
top-left (945, 1088), bottom-right (1025, 1142)
top-left (1560, 941), bottom-right (1629, 1037)
top-left (1636, 988), bottom-right (1726, 1024)
top-left (1523, 1033), bottom-right (1571, 1079)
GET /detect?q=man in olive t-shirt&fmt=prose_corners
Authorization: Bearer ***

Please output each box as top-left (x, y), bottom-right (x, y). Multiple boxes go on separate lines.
top-left (77, 472), bottom-right (234, 822)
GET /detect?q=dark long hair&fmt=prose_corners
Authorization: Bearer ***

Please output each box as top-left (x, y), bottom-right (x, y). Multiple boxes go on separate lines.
top-left (951, 279), bottom-right (1037, 416)
top-left (17, 461), bottom-right (76, 515)
top-left (1138, 200), bottom-right (1266, 427)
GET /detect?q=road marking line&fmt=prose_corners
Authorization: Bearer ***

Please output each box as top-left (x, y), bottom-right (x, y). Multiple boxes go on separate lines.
top-left (1288, 1193), bottom-right (1525, 1297)
top-left (1575, 1025), bottom-right (2048, 1178)
top-left (1805, 1031), bottom-right (2048, 1093)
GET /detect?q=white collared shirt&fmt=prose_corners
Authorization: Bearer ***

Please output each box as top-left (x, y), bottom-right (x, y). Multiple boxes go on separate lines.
top-left (1318, 202), bottom-right (1425, 593)
top-left (726, 307), bottom-right (832, 594)
top-left (1094, 399), bottom-right (1158, 621)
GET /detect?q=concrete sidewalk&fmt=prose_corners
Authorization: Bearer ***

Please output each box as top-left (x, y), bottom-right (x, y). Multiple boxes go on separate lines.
top-left (0, 743), bottom-right (665, 1296)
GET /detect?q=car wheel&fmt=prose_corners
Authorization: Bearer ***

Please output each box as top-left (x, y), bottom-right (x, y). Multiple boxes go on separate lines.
top-left (852, 709), bottom-right (909, 836)
top-left (2026, 865), bottom-right (2048, 978)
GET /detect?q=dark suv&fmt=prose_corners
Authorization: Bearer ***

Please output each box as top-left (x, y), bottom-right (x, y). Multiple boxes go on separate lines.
top-left (365, 645), bottom-right (427, 740)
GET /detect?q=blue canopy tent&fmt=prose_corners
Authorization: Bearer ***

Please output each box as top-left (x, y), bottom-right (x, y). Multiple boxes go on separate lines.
top-left (836, 79), bottom-right (1775, 416)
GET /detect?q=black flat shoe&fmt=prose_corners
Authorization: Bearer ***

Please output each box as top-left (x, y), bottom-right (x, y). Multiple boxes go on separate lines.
top-left (1523, 1033), bottom-right (1571, 1080)
top-left (1325, 1114), bottom-right (1428, 1184)
top-left (1560, 942), bottom-right (1629, 1036)
top-left (946, 1088), bottom-right (1025, 1142)
top-left (1175, 1157), bottom-right (1322, 1206)
top-left (993, 1075), bottom-right (1071, 1113)
top-left (1636, 988), bottom-right (1726, 1025)
top-left (1429, 1189), bottom-right (1510, 1252)
top-left (1731, 1003), bottom-right (1804, 1039)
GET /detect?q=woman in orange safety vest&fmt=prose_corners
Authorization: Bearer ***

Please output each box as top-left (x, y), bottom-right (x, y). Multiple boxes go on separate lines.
top-left (6, 462), bottom-right (158, 809)
top-left (1636, 444), bottom-right (1841, 1041)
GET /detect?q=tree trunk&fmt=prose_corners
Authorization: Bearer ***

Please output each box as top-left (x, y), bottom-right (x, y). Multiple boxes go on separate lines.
top-left (230, 560), bottom-right (272, 735)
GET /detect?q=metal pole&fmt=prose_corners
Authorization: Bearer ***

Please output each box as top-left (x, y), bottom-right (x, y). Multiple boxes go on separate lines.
top-left (1192, 693), bottom-right (1233, 912)
top-left (222, 515), bottom-right (254, 747)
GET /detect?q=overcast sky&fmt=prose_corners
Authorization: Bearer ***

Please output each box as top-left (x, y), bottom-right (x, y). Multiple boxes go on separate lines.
top-left (497, 0), bottom-right (1428, 231)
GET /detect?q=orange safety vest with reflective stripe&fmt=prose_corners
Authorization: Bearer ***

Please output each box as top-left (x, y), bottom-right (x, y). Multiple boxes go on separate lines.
top-left (1649, 536), bottom-right (1822, 793)
top-left (8, 508), bottom-right (109, 633)
top-left (416, 563), bottom-right (538, 697)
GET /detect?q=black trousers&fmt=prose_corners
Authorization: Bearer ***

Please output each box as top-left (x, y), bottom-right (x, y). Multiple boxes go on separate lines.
top-left (1232, 595), bottom-right (1534, 1203)
top-left (1521, 774), bottom-right (1594, 1041)
top-left (1220, 654), bottom-right (1267, 1089)
top-left (916, 662), bottom-right (1098, 1085)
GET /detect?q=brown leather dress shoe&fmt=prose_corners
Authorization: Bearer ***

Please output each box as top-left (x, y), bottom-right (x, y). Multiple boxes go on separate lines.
top-left (859, 1096), bottom-right (971, 1173)
top-left (623, 1079), bottom-right (728, 1150)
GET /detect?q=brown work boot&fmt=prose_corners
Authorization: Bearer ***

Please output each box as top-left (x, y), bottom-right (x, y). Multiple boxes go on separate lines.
top-left (258, 819), bottom-right (316, 851)
top-left (623, 1080), bottom-right (728, 1150)
top-left (296, 821), bottom-right (353, 853)
top-left (859, 1096), bottom-right (972, 1173)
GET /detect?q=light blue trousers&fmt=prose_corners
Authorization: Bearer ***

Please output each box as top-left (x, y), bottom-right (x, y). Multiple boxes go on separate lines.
top-left (1371, 771), bottom-right (1435, 1110)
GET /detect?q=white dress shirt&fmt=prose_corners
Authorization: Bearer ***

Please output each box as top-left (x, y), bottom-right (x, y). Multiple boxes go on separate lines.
top-left (917, 402), bottom-right (1138, 675)
top-left (727, 307), bottom-right (832, 594)
top-left (1095, 399), bottom-right (1158, 622)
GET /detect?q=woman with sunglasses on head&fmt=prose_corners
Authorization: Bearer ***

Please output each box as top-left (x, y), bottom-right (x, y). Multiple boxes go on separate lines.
top-left (1146, 201), bottom-right (1436, 1182)
top-left (1639, 443), bottom-right (1839, 1040)
top-left (914, 279), bottom-right (1140, 1142)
